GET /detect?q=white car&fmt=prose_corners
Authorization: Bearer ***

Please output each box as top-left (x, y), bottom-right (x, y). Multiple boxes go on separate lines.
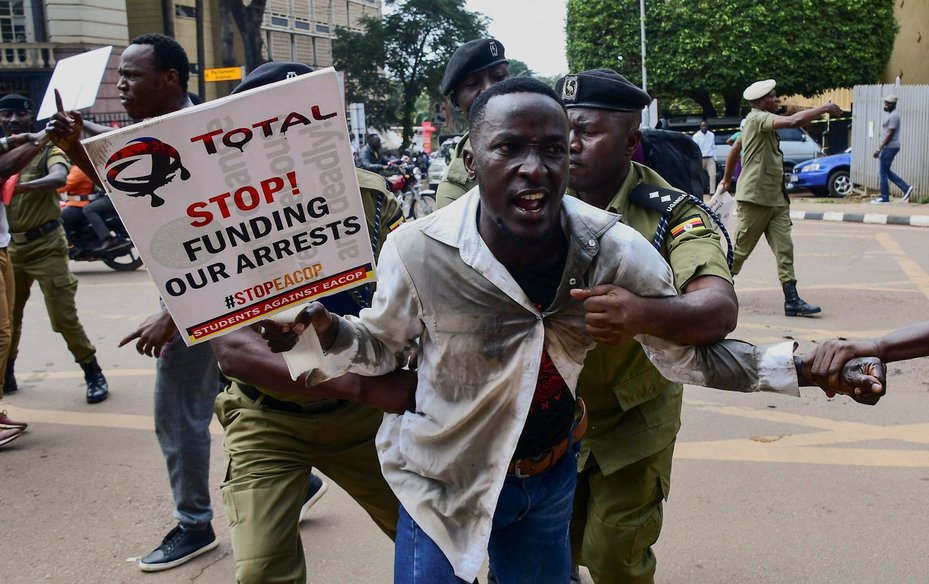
top-left (427, 152), bottom-right (448, 190)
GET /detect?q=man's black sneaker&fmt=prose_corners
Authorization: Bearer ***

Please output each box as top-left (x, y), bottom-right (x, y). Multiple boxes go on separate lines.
top-left (139, 523), bottom-right (218, 572)
top-left (298, 473), bottom-right (329, 523)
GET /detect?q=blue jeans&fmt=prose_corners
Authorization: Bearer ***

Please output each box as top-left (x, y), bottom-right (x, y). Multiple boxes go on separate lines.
top-left (394, 444), bottom-right (578, 584)
top-left (154, 332), bottom-right (223, 529)
top-left (879, 147), bottom-right (910, 201)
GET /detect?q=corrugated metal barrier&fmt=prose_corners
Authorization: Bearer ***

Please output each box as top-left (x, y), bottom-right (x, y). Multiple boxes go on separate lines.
top-left (852, 84), bottom-right (929, 202)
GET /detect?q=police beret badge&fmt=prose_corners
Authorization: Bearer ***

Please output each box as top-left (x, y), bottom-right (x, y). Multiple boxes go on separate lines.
top-left (561, 75), bottom-right (578, 102)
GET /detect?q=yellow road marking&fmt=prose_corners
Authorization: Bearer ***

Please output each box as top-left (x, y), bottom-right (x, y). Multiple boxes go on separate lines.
top-left (1, 403), bottom-right (224, 434)
top-left (876, 232), bottom-right (929, 302)
top-left (677, 398), bottom-right (929, 468)
top-left (20, 369), bottom-right (155, 381)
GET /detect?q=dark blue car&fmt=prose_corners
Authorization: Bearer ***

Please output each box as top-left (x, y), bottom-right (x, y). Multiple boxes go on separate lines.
top-left (787, 149), bottom-right (852, 197)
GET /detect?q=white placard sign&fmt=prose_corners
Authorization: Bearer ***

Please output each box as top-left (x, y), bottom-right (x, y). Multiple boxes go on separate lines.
top-left (82, 68), bottom-right (375, 345)
top-left (36, 46), bottom-right (113, 120)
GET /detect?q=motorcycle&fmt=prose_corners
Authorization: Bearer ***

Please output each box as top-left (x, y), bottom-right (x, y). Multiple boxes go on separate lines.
top-left (62, 199), bottom-right (143, 272)
top-left (385, 157), bottom-right (436, 220)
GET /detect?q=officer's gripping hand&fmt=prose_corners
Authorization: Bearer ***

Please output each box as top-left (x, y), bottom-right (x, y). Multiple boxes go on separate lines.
top-left (570, 285), bottom-right (648, 345)
top-left (800, 351), bottom-right (885, 405)
top-left (807, 338), bottom-right (879, 393)
top-left (259, 302), bottom-right (338, 353)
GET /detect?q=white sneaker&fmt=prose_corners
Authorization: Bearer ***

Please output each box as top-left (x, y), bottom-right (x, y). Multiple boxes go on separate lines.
top-left (299, 474), bottom-right (329, 523)
top-left (903, 186), bottom-right (914, 201)
top-left (870, 198), bottom-right (890, 205)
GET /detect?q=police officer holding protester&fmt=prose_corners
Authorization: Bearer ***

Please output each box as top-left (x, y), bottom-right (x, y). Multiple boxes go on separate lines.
top-left (435, 37), bottom-right (510, 208)
top-left (0, 93), bottom-right (109, 403)
top-left (556, 69), bottom-right (737, 584)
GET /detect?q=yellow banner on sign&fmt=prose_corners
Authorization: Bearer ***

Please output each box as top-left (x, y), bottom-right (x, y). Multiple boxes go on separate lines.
top-left (204, 67), bottom-right (243, 82)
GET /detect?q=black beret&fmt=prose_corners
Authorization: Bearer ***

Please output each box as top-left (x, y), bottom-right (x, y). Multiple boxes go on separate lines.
top-left (554, 69), bottom-right (650, 112)
top-left (440, 38), bottom-right (508, 96)
top-left (231, 61), bottom-right (314, 95)
top-left (0, 93), bottom-right (33, 113)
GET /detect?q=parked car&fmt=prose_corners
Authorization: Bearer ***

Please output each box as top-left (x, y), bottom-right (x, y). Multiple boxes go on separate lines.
top-left (788, 148), bottom-right (852, 197)
top-left (427, 136), bottom-right (462, 190)
top-left (427, 151), bottom-right (448, 190)
top-left (715, 127), bottom-right (824, 186)
top-left (662, 116), bottom-right (824, 187)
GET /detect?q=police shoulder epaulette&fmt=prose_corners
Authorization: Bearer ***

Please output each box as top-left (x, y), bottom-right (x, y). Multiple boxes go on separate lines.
top-left (354, 167), bottom-right (392, 195)
top-left (629, 183), bottom-right (687, 214)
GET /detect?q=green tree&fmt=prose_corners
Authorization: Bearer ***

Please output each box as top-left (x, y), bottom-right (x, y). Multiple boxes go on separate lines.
top-left (334, 0), bottom-right (486, 150)
top-left (508, 59), bottom-right (535, 78)
top-left (566, 0), bottom-right (897, 117)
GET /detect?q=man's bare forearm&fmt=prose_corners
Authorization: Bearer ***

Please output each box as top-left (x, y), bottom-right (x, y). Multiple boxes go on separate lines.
top-left (0, 138), bottom-right (45, 177)
top-left (634, 278), bottom-right (738, 345)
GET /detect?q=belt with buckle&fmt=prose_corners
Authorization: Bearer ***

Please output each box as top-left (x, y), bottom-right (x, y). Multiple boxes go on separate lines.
top-left (238, 383), bottom-right (346, 414)
top-left (508, 398), bottom-right (588, 479)
top-left (11, 219), bottom-right (61, 244)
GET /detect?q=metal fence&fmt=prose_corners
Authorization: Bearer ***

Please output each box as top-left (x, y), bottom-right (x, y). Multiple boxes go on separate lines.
top-left (851, 84), bottom-right (929, 201)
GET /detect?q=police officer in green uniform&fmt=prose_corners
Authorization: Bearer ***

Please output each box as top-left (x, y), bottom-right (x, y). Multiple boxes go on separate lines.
top-left (0, 94), bottom-right (108, 403)
top-left (435, 38), bottom-right (509, 209)
top-left (721, 79), bottom-right (841, 317)
top-left (555, 70), bottom-right (738, 584)
top-left (209, 62), bottom-right (411, 584)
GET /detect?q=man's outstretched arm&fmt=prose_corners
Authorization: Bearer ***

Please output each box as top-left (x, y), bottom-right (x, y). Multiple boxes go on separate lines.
top-left (217, 325), bottom-right (416, 413)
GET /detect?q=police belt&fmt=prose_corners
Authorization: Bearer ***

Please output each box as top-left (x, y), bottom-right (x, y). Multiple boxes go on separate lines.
top-left (507, 398), bottom-right (588, 479)
top-left (238, 383), bottom-right (346, 414)
top-left (11, 219), bottom-right (61, 244)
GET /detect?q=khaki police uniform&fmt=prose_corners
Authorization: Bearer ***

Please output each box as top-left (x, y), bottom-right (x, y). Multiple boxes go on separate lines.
top-left (731, 107), bottom-right (796, 284)
top-left (7, 145), bottom-right (96, 365)
top-left (216, 169), bottom-right (404, 584)
top-left (435, 134), bottom-right (477, 209)
top-left (571, 162), bottom-right (731, 584)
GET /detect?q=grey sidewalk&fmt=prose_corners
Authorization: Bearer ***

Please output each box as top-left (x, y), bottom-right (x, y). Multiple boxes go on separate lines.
top-left (788, 192), bottom-right (929, 227)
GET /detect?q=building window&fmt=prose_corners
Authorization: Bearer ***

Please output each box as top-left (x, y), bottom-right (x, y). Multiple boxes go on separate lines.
top-left (0, 0), bottom-right (27, 43)
top-left (175, 5), bottom-right (197, 19)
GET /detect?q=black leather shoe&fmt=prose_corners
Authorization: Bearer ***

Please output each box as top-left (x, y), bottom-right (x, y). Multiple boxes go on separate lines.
top-left (782, 282), bottom-right (821, 317)
top-left (85, 371), bottom-right (109, 404)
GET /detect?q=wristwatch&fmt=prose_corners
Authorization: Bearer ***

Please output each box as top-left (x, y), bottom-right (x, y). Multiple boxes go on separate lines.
top-left (0, 136), bottom-right (9, 152)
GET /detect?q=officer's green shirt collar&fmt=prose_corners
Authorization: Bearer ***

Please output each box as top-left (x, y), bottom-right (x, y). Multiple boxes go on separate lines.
top-left (567, 161), bottom-right (640, 218)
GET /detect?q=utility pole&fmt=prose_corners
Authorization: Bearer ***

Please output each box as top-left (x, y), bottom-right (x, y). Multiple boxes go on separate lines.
top-left (196, 0), bottom-right (206, 99)
top-left (639, 0), bottom-right (649, 127)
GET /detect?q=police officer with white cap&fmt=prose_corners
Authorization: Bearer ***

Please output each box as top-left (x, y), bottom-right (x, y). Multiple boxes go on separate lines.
top-left (721, 79), bottom-right (841, 317)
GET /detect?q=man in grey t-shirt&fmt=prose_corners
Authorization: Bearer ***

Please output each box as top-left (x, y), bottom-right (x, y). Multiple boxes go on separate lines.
top-left (871, 94), bottom-right (914, 204)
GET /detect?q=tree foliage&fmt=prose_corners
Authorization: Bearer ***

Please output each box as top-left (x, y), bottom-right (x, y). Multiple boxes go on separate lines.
top-left (334, 0), bottom-right (486, 150)
top-left (566, 0), bottom-right (897, 117)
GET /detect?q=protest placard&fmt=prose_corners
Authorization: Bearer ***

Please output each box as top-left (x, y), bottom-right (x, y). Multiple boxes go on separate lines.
top-left (82, 68), bottom-right (375, 345)
top-left (36, 46), bottom-right (113, 120)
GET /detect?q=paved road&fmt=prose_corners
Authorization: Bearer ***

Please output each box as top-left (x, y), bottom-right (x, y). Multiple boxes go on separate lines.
top-left (3, 211), bottom-right (929, 583)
